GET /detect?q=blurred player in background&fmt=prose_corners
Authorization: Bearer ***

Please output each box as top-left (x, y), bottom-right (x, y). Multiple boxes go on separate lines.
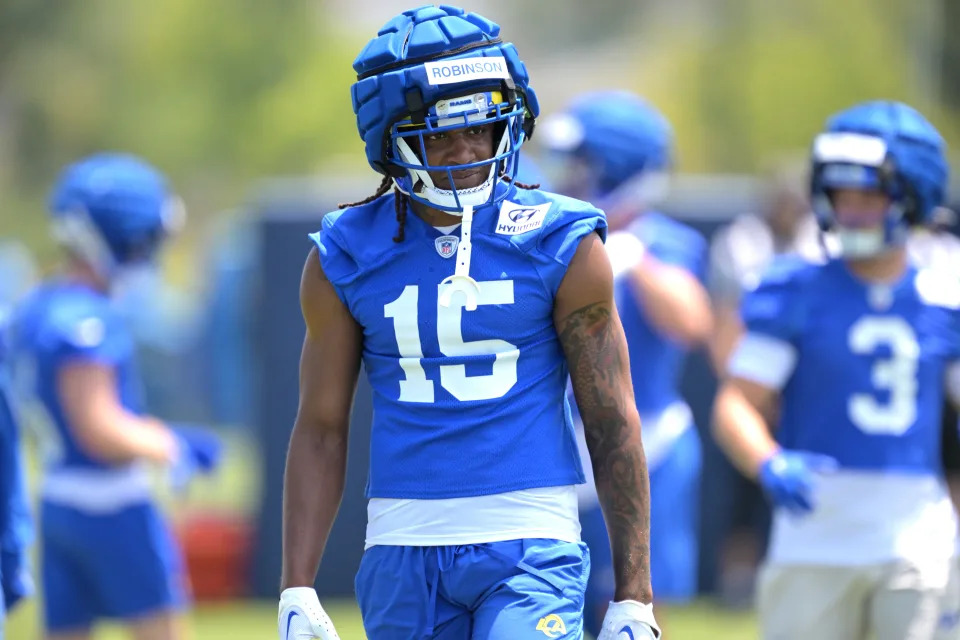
top-left (10, 153), bottom-right (222, 640)
top-left (539, 91), bottom-right (712, 635)
top-left (707, 168), bottom-right (822, 373)
top-left (713, 101), bottom-right (959, 640)
top-left (279, 6), bottom-right (660, 640)
top-left (705, 168), bottom-right (821, 607)
top-left (0, 308), bottom-right (32, 639)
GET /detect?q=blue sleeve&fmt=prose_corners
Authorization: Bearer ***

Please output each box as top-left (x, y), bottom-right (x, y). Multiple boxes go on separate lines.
top-left (739, 256), bottom-right (809, 343)
top-left (309, 212), bottom-right (360, 307)
top-left (45, 309), bottom-right (126, 365)
top-left (530, 203), bottom-right (608, 296)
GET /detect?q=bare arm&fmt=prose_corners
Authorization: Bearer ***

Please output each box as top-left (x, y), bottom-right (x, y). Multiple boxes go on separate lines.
top-left (57, 363), bottom-right (177, 464)
top-left (554, 232), bottom-right (652, 603)
top-left (712, 377), bottom-right (780, 479)
top-left (628, 256), bottom-right (714, 346)
top-left (707, 302), bottom-right (744, 375)
top-left (280, 246), bottom-right (362, 591)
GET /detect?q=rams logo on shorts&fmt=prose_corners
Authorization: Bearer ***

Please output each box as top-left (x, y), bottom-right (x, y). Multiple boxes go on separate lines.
top-left (536, 613), bottom-right (566, 637)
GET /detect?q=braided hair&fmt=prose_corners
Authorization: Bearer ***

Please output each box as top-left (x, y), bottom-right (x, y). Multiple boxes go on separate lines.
top-left (338, 175), bottom-right (410, 242)
top-left (339, 172), bottom-right (539, 243)
top-left (501, 174), bottom-right (539, 190)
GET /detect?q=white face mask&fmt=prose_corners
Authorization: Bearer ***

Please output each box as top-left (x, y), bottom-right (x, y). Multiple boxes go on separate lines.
top-left (835, 227), bottom-right (888, 258)
top-left (396, 128), bottom-right (508, 214)
top-left (111, 263), bottom-right (158, 297)
top-left (110, 264), bottom-right (191, 350)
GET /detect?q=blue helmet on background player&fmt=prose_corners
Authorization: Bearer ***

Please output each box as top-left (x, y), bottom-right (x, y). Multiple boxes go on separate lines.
top-left (539, 90), bottom-right (673, 206)
top-left (810, 100), bottom-right (950, 258)
top-left (48, 153), bottom-right (184, 280)
top-left (350, 4), bottom-right (538, 213)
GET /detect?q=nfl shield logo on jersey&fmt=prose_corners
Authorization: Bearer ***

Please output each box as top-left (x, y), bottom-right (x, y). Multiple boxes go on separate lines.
top-left (435, 235), bottom-right (459, 258)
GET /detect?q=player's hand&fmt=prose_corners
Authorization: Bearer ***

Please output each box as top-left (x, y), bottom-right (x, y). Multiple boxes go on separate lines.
top-left (758, 449), bottom-right (838, 515)
top-left (279, 587), bottom-right (341, 640)
top-left (597, 600), bottom-right (661, 639)
top-left (169, 424), bottom-right (223, 490)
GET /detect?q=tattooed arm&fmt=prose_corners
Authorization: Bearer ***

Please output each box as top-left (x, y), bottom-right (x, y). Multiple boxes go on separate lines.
top-left (554, 231), bottom-right (652, 604)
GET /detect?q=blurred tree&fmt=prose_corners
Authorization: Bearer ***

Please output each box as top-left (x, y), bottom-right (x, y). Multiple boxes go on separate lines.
top-left (633, 0), bottom-right (959, 174)
top-left (3, 0), bottom-right (958, 258)
top-left (941, 0), bottom-right (960, 111)
top-left (0, 0), bottom-right (360, 254)
top-left (693, 0), bottom-right (914, 171)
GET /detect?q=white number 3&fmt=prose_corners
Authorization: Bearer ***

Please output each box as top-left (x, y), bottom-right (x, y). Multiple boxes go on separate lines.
top-left (847, 316), bottom-right (919, 435)
top-left (383, 281), bottom-right (519, 403)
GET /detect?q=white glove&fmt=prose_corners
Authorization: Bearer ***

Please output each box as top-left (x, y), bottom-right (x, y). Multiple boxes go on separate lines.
top-left (278, 587), bottom-right (341, 640)
top-left (597, 600), bottom-right (661, 639)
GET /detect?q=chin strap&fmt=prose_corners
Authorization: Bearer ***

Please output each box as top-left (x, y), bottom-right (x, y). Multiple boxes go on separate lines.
top-left (439, 204), bottom-right (481, 310)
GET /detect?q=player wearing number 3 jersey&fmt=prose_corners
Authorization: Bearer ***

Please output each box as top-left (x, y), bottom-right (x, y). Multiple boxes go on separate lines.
top-left (713, 101), bottom-right (960, 640)
top-left (278, 5), bottom-right (659, 640)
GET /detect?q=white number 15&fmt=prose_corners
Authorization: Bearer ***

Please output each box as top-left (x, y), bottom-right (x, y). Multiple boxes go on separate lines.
top-left (383, 281), bottom-right (519, 403)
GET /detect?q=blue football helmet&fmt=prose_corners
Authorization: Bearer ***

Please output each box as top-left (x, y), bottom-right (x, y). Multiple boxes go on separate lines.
top-left (539, 90), bottom-right (673, 201)
top-left (810, 100), bottom-right (949, 257)
top-left (350, 5), bottom-right (538, 213)
top-left (48, 153), bottom-right (183, 278)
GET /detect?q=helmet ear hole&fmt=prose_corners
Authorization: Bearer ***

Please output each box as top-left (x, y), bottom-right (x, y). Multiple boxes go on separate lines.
top-left (523, 115), bottom-right (535, 141)
top-left (901, 185), bottom-right (922, 226)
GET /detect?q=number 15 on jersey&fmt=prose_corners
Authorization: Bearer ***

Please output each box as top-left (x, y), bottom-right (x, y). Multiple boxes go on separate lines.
top-left (384, 281), bottom-right (519, 403)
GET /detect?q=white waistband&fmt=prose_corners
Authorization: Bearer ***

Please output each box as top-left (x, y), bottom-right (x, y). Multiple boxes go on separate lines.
top-left (42, 464), bottom-right (152, 514)
top-left (768, 471), bottom-right (958, 585)
top-left (365, 485), bottom-right (581, 549)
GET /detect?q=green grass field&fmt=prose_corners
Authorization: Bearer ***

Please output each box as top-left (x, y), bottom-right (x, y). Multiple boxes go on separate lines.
top-left (7, 598), bottom-right (757, 639)
top-left (8, 436), bottom-right (760, 638)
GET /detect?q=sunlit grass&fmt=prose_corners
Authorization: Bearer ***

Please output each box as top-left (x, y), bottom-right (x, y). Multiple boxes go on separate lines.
top-left (7, 598), bottom-right (756, 639)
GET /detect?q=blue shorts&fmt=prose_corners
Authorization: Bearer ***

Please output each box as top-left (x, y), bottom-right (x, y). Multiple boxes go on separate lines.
top-left (355, 538), bottom-right (590, 640)
top-left (41, 500), bottom-right (189, 632)
top-left (582, 426), bottom-right (701, 632)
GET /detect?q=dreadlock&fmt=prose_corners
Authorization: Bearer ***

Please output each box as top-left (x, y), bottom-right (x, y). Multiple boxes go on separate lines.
top-left (338, 174), bottom-right (410, 243)
top-left (338, 174), bottom-right (392, 209)
top-left (338, 170), bottom-right (539, 244)
top-left (392, 187), bottom-right (408, 243)
top-left (501, 174), bottom-right (539, 190)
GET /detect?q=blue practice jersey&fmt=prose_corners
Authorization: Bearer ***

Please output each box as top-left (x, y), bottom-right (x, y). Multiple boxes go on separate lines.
top-left (741, 256), bottom-right (960, 474)
top-left (614, 212), bottom-right (707, 416)
top-left (312, 183), bottom-right (605, 500)
top-left (10, 282), bottom-right (145, 472)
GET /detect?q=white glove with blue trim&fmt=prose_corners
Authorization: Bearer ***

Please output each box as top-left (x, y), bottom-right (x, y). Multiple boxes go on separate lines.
top-left (597, 600), bottom-right (661, 639)
top-left (278, 587), bottom-right (340, 640)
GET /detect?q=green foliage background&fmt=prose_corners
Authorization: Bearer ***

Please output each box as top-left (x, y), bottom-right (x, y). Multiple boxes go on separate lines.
top-left (1, 0), bottom-right (958, 259)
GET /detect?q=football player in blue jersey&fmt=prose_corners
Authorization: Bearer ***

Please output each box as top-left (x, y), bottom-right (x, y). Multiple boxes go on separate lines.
top-left (0, 309), bottom-right (33, 639)
top-left (10, 153), bottom-right (222, 640)
top-left (713, 100), bottom-right (960, 640)
top-left (278, 6), bottom-right (660, 640)
top-left (539, 91), bottom-right (713, 634)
